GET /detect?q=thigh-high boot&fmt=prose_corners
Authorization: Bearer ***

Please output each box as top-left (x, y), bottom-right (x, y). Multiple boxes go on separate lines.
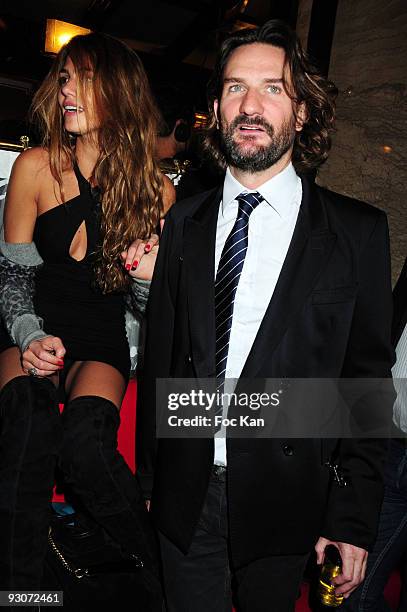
top-left (58, 395), bottom-right (163, 610)
top-left (0, 375), bottom-right (61, 590)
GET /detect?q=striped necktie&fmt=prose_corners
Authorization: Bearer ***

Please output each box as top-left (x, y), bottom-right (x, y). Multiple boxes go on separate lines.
top-left (215, 191), bottom-right (264, 387)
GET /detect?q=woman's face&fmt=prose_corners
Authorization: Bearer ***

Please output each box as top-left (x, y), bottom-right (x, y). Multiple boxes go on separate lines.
top-left (58, 55), bottom-right (99, 136)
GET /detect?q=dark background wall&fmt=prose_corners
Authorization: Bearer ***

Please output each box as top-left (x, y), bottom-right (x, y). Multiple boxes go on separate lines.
top-left (316, 0), bottom-right (407, 281)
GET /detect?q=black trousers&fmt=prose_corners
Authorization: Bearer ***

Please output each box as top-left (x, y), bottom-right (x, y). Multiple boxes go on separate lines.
top-left (159, 467), bottom-right (310, 612)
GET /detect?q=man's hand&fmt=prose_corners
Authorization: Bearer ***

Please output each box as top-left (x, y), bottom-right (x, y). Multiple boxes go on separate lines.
top-left (315, 537), bottom-right (368, 598)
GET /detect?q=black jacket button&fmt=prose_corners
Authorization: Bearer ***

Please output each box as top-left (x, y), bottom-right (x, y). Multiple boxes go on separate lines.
top-left (283, 444), bottom-right (294, 456)
top-left (185, 354), bottom-right (192, 363)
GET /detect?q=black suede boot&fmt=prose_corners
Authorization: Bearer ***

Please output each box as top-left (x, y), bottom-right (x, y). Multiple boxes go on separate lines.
top-left (0, 375), bottom-right (62, 591)
top-left (59, 395), bottom-right (163, 610)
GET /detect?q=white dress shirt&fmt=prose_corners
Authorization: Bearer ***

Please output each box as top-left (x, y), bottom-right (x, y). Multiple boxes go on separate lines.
top-left (392, 322), bottom-right (407, 433)
top-left (214, 162), bottom-right (302, 465)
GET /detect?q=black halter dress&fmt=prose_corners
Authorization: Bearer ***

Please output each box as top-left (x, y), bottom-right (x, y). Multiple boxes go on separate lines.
top-left (0, 163), bottom-right (130, 381)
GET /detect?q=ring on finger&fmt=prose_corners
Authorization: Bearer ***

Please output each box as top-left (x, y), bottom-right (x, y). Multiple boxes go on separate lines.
top-left (28, 367), bottom-right (38, 377)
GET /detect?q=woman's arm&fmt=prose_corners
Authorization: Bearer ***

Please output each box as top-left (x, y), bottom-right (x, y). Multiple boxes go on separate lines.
top-left (0, 149), bottom-right (65, 373)
top-left (122, 175), bottom-right (175, 316)
top-left (0, 243), bottom-right (46, 350)
top-left (0, 149), bottom-right (46, 349)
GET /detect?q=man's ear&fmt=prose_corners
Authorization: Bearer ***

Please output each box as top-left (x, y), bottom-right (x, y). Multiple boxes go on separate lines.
top-left (213, 99), bottom-right (219, 127)
top-left (295, 101), bottom-right (307, 132)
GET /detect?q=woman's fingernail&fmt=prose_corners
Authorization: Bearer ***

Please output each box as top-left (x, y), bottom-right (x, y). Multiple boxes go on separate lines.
top-left (125, 264), bottom-right (131, 271)
top-left (132, 260), bottom-right (139, 270)
top-left (145, 244), bottom-right (151, 252)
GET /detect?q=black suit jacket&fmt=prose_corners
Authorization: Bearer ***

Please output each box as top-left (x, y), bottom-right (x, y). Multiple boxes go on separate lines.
top-left (137, 176), bottom-right (395, 568)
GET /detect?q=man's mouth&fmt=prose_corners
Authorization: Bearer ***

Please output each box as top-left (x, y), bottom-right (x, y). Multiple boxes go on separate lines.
top-left (237, 124), bottom-right (265, 133)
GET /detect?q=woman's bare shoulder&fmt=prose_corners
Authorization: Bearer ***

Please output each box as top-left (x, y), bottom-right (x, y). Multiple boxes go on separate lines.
top-left (11, 147), bottom-right (50, 179)
top-left (4, 148), bottom-right (52, 240)
top-left (6, 148), bottom-right (53, 213)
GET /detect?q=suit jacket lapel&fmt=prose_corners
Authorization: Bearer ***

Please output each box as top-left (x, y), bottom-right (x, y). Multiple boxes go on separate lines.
top-left (240, 177), bottom-right (337, 379)
top-left (184, 186), bottom-right (222, 377)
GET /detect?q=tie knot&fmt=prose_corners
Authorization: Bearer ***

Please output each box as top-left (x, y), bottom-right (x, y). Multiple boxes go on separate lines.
top-left (236, 191), bottom-right (264, 219)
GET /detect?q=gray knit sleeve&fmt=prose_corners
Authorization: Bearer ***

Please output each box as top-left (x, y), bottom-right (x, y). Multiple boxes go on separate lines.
top-left (124, 278), bottom-right (151, 373)
top-left (0, 241), bottom-right (49, 351)
top-left (127, 278), bottom-right (151, 316)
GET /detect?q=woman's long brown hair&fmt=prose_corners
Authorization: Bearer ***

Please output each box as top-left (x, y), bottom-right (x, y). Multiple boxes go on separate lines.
top-left (31, 33), bottom-right (163, 293)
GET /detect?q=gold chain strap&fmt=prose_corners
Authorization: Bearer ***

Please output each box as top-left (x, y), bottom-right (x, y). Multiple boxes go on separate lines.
top-left (48, 527), bottom-right (89, 579)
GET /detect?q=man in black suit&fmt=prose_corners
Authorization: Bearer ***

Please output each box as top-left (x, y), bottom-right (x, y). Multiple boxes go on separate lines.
top-left (137, 20), bottom-right (395, 611)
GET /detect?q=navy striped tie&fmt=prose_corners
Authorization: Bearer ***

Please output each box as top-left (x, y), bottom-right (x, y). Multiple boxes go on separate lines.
top-left (215, 191), bottom-right (264, 388)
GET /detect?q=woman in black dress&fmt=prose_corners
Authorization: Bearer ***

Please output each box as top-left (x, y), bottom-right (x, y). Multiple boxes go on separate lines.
top-left (0, 33), bottom-right (170, 598)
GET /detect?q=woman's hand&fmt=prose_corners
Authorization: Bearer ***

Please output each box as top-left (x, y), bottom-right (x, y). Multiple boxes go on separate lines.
top-left (121, 231), bottom-right (160, 282)
top-left (22, 336), bottom-right (66, 377)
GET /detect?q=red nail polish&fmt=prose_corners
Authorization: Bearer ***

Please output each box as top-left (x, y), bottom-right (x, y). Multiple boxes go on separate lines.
top-left (145, 244), bottom-right (151, 252)
top-left (125, 264), bottom-right (131, 271)
top-left (132, 260), bottom-right (139, 270)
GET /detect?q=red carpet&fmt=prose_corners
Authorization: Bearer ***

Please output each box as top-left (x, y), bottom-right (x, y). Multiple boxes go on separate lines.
top-left (296, 582), bottom-right (310, 611)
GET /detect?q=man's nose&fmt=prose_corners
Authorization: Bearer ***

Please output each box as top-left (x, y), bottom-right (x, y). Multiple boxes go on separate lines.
top-left (239, 89), bottom-right (263, 116)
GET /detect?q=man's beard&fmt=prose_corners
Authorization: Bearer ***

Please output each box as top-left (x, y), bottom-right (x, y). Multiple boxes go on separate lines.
top-left (220, 114), bottom-right (296, 172)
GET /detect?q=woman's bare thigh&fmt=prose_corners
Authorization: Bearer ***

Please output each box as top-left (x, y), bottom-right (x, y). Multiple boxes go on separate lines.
top-left (65, 361), bottom-right (127, 409)
top-left (0, 347), bottom-right (58, 391)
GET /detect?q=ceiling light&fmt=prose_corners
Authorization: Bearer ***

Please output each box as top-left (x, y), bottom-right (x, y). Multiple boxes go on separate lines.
top-left (45, 19), bottom-right (91, 55)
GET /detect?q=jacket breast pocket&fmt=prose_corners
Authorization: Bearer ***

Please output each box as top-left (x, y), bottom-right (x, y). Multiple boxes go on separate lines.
top-left (312, 285), bottom-right (357, 305)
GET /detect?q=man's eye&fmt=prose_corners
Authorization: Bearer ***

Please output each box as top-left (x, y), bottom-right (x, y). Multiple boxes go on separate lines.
top-left (267, 85), bottom-right (281, 94)
top-left (229, 84), bottom-right (243, 93)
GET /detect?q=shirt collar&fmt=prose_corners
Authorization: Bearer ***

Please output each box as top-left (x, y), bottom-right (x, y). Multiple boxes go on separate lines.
top-left (222, 162), bottom-right (300, 218)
